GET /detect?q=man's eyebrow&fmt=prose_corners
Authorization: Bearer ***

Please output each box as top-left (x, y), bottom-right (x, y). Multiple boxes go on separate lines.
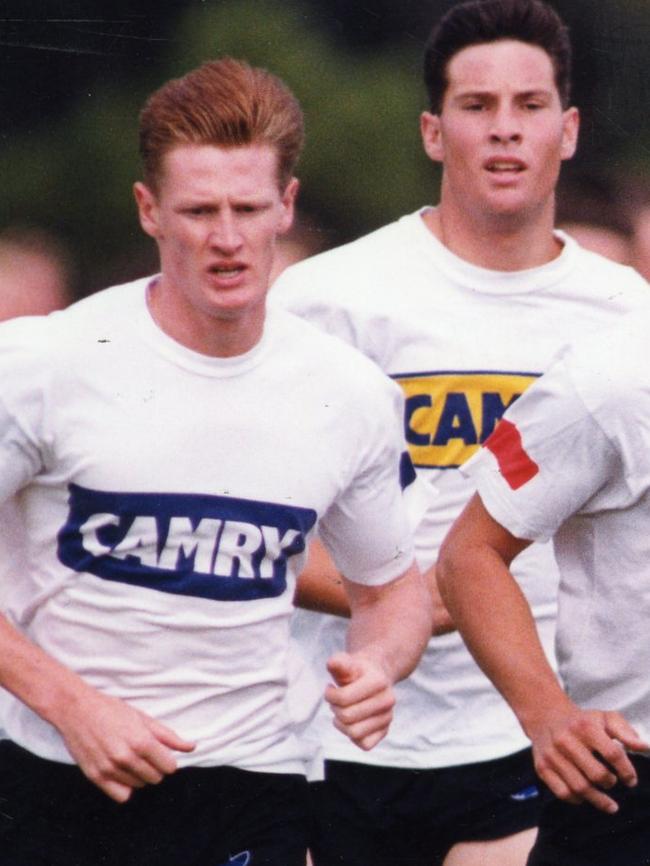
top-left (452, 87), bottom-right (553, 99)
top-left (450, 88), bottom-right (494, 100)
top-left (516, 88), bottom-right (554, 99)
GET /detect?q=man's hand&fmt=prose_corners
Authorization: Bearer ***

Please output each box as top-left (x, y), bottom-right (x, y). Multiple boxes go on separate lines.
top-left (528, 702), bottom-right (649, 814)
top-left (0, 614), bottom-right (195, 803)
top-left (327, 563), bottom-right (430, 750)
top-left (55, 686), bottom-right (196, 803)
top-left (324, 651), bottom-right (395, 751)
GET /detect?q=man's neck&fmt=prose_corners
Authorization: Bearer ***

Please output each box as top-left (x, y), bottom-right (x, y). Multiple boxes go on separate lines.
top-left (146, 278), bottom-right (264, 359)
top-left (422, 202), bottom-right (563, 272)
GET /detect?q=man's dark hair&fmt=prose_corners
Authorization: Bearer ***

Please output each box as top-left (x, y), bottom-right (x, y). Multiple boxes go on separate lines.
top-left (423, 0), bottom-right (572, 112)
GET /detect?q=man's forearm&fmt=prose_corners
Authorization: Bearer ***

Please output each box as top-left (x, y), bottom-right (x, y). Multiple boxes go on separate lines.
top-left (325, 562), bottom-right (432, 750)
top-left (344, 563), bottom-right (432, 684)
top-left (294, 539), bottom-right (350, 617)
top-left (437, 494), bottom-right (649, 813)
top-left (438, 536), bottom-right (566, 730)
top-left (436, 494), bottom-right (567, 732)
top-left (0, 613), bottom-right (194, 801)
top-left (295, 540), bottom-right (453, 636)
top-left (424, 563), bottom-right (456, 636)
top-left (0, 613), bottom-right (92, 727)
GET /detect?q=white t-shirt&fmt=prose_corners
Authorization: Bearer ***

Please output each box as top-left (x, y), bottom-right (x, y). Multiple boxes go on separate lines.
top-left (464, 311), bottom-right (650, 744)
top-left (0, 277), bottom-right (414, 774)
top-left (272, 208), bottom-right (650, 768)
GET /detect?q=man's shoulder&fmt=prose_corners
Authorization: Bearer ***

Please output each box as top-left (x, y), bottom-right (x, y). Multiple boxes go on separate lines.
top-left (301, 214), bottom-right (410, 268)
top-left (0, 277), bottom-right (148, 365)
top-left (63, 277), bottom-right (149, 321)
top-left (54, 277), bottom-right (149, 345)
top-left (274, 306), bottom-right (384, 368)
top-left (563, 236), bottom-right (648, 294)
top-left (272, 212), bottom-right (419, 299)
top-left (587, 308), bottom-right (650, 374)
top-left (273, 308), bottom-right (400, 398)
top-left (557, 308), bottom-right (650, 413)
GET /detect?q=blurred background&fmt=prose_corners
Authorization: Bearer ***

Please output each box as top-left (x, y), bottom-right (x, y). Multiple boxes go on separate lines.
top-left (1, 0), bottom-right (649, 301)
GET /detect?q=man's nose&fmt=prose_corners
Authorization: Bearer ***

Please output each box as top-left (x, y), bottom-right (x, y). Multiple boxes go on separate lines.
top-left (489, 106), bottom-right (523, 144)
top-left (207, 213), bottom-right (243, 252)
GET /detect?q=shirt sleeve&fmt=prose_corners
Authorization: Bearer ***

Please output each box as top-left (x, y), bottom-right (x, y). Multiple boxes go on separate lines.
top-left (462, 344), bottom-right (621, 543)
top-left (317, 377), bottom-right (415, 586)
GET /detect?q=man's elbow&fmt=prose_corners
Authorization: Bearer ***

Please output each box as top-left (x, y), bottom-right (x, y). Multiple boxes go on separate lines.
top-left (436, 529), bottom-right (472, 614)
top-left (403, 564), bottom-right (435, 651)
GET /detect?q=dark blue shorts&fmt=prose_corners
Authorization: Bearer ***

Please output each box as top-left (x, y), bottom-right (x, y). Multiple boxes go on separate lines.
top-left (0, 740), bottom-right (309, 866)
top-left (309, 748), bottom-right (541, 866)
top-left (528, 753), bottom-right (650, 866)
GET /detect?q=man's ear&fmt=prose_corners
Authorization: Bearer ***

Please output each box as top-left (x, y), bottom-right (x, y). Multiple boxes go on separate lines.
top-left (278, 177), bottom-right (300, 235)
top-left (560, 106), bottom-right (580, 162)
top-left (420, 111), bottom-right (444, 164)
top-left (133, 181), bottom-right (161, 239)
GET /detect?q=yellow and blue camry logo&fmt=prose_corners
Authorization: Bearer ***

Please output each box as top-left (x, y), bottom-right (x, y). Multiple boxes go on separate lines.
top-left (395, 370), bottom-right (539, 469)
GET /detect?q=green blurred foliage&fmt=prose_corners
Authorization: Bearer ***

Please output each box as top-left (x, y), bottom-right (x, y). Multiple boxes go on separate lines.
top-left (0, 0), bottom-right (648, 295)
top-left (170, 0), bottom-right (435, 239)
top-left (0, 79), bottom-right (154, 292)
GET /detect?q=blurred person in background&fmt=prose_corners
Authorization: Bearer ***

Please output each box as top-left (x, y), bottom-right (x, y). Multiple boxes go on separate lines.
top-left (0, 57), bottom-right (432, 866)
top-left (273, 1), bottom-right (650, 864)
top-left (630, 194), bottom-right (650, 282)
top-left (597, 173), bottom-right (650, 281)
top-left (556, 175), bottom-right (634, 265)
top-left (0, 227), bottom-right (72, 320)
top-left (0, 226), bottom-right (73, 734)
top-left (269, 214), bottom-right (327, 284)
top-left (0, 226), bottom-right (72, 588)
top-left (558, 222), bottom-right (630, 263)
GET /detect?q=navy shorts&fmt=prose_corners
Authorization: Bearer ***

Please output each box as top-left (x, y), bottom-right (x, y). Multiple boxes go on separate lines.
top-left (0, 740), bottom-right (309, 866)
top-left (528, 753), bottom-right (650, 866)
top-left (309, 748), bottom-right (541, 866)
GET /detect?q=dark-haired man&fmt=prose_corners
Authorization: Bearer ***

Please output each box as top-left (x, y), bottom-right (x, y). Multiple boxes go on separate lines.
top-left (0, 57), bottom-right (431, 866)
top-left (273, 1), bottom-right (649, 864)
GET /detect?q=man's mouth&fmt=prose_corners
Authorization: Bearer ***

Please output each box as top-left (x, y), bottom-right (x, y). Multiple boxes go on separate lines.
top-left (209, 264), bottom-right (245, 277)
top-left (485, 160), bottom-right (526, 173)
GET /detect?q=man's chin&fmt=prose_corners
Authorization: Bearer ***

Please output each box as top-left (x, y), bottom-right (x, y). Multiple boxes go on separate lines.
top-left (205, 294), bottom-right (266, 322)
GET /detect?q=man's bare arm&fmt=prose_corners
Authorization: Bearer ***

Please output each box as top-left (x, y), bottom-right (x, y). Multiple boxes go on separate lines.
top-left (325, 561), bottom-right (432, 751)
top-left (437, 493), bottom-right (648, 815)
top-left (293, 539), bottom-right (350, 617)
top-left (0, 614), bottom-right (195, 803)
top-left (295, 539), bottom-right (454, 634)
top-left (424, 563), bottom-right (455, 635)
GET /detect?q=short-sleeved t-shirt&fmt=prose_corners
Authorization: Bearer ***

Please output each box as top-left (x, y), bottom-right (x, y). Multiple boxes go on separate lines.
top-left (464, 310), bottom-right (650, 743)
top-left (0, 277), bottom-right (414, 774)
top-left (273, 208), bottom-right (650, 768)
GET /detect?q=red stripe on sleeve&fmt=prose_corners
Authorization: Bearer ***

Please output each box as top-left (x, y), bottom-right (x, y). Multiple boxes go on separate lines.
top-left (484, 419), bottom-right (539, 490)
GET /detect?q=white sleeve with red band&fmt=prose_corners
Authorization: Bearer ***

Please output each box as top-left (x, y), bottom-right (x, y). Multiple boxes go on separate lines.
top-left (462, 346), bottom-right (620, 544)
top-left (483, 418), bottom-right (540, 492)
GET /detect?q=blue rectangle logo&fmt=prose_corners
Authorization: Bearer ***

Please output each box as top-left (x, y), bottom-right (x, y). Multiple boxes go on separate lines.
top-left (57, 484), bottom-right (317, 602)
